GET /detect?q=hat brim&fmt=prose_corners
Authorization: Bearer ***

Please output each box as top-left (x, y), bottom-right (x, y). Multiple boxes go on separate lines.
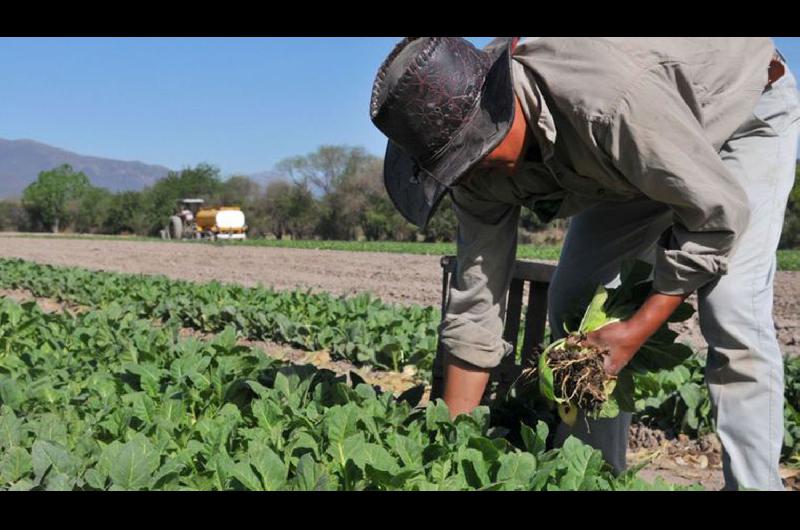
top-left (383, 38), bottom-right (516, 228)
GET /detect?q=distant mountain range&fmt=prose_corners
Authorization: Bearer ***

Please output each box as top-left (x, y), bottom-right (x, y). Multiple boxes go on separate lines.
top-left (0, 138), bottom-right (172, 198)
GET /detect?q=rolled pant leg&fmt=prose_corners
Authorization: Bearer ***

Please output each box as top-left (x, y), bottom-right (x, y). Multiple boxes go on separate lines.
top-left (549, 197), bottom-right (672, 474)
top-left (699, 69), bottom-right (800, 491)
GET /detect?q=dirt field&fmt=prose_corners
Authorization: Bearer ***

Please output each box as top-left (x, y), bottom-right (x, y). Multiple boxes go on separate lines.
top-left (1, 234), bottom-right (798, 357)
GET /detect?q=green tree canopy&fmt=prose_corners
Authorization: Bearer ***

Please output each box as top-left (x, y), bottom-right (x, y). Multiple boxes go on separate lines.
top-left (22, 164), bottom-right (91, 233)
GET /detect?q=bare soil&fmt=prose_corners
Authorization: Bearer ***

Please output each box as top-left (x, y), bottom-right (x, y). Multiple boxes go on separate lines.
top-left (1, 234), bottom-right (797, 357)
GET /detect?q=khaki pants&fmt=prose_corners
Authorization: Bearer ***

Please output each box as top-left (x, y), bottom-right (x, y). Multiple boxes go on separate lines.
top-left (549, 69), bottom-right (800, 490)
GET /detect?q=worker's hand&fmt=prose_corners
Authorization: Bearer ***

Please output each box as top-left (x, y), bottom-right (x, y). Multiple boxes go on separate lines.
top-left (585, 321), bottom-right (645, 376)
top-left (586, 291), bottom-right (690, 376)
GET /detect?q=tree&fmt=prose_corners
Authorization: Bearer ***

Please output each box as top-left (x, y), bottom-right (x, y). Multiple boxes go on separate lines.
top-left (263, 180), bottom-right (318, 239)
top-left (74, 187), bottom-right (113, 234)
top-left (215, 175), bottom-right (262, 207)
top-left (0, 200), bottom-right (30, 232)
top-left (22, 164), bottom-right (91, 233)
top-left (277, 146), bottom-right (369, 196)
top-left (103, 191), bottom-right (149, 235)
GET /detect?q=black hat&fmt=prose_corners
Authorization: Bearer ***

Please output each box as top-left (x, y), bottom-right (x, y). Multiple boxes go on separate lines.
top-left (370, 37), bottom-right (517, 228)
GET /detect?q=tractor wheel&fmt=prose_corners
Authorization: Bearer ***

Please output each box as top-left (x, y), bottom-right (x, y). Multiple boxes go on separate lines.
top-left (169, 216), bottom-right (183, 240)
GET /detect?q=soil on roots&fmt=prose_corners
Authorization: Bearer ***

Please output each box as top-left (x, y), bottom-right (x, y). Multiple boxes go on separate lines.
top-left (549, 333), bottom-right (610, 415)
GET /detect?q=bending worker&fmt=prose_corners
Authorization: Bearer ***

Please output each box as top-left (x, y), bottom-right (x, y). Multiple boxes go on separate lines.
top-left (369, 37), bottom-right (799, 491)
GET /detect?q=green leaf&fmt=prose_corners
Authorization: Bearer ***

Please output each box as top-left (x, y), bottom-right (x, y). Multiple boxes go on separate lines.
top-left (102, 435), bottom-right (161, 490)
top-left (293, 453), bottom-right (321, 491)
top-left (460, 447), bottom-right (490, 488)
top-left (538, 344), bottom-right (560, 403)
top-left (520, 421), bottom-right (549, 455)
top-left (229, 459), bottom-right (263, 491)
top-left (325, 404), bottom-right (359, 447)
top-left (595, 379), bottom-right (620, 419)
top-left (496, 452), bottom-right (537, 489)
top-left (391, 434), bottom-right (423, 469)
top-left (31, 440), bottom-right (78, 484)
top-left (248, 442), bottom-right (287, 491)
top-left (0, 407), bottom-right (24, 449)
top-left (44, 472), bottom-right (74, 491)
top-left (0, 446), bottom-right (32, 484)
top-left (558, 437), bottom-right (606, 490)
top-left (83, 467), bottom-right (108, 490)
top-left (0, 376), bottom-right (24, 410)
top-left (425, 399), bottom-right (452, 430)
top-left (467, 436), bottom-right (501, 463)
top-left (578, 285), bottom-right (610, 333)
top-left (630, 342), bottom-right (694, 373)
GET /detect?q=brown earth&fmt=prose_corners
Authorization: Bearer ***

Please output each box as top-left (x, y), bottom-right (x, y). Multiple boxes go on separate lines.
top-left (0, 234), bottom-right (798, 357)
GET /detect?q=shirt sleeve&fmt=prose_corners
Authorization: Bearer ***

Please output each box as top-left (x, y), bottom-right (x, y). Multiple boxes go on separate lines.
top-left (438, 185), bottom-right (520, 369)
top-left (600, 69), bottom-right (751, 296)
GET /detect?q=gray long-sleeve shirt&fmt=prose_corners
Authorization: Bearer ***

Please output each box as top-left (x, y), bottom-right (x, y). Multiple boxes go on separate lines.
top-left (440, 37), bottom-right (776, 369)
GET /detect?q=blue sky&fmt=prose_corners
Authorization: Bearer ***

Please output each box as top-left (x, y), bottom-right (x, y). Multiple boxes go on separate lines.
top-left (0, 37), bottom-right (797, 177)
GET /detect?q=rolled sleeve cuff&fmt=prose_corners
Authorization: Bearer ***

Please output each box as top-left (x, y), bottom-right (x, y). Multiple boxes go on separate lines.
top-left (653, 244), bottom-right (729, 296)
top-left (438, 314), bottom-right (513, 369)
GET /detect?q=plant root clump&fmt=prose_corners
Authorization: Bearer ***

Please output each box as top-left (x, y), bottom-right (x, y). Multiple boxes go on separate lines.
top-left (549, 333), bottom-right (610, 415)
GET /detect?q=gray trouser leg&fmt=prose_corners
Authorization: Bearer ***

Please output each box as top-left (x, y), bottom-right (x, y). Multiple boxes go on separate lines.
top-left (700, 69), bottom-right (799, 491)
top-left (549, 198), bottom-right (672, 474)
top-left (549, 69), bottom-right (799, 486)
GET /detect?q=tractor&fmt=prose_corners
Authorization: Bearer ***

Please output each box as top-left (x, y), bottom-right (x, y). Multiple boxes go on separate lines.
top-left (160, 199), bottom-right (247, 241)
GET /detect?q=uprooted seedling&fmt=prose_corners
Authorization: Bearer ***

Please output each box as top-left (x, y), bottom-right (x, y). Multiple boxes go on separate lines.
top-left (547, 333), bottom-right (610, 415)
top-left (521, 260), bottom-right (696, 426)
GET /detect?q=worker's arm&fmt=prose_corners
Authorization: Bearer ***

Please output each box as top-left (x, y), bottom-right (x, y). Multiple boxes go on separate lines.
top-left (588, 67), bottom-right (752, 375)
top-left (599, 68), bottom-right (751, 298)
top-left (586, 291), bottom-right (688, 375)
top-left (439, 184), bottom-right (520, 416)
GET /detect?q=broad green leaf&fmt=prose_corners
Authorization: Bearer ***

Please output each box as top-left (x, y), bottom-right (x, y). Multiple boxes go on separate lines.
top-left (520, 421), bottom-right (549, 455)
top-left (324, 404), bottom-right (360, 446)
top-left (0, 407), bottom-right (24, 449)
top-left (0, 446), bottom-right (32, 484)
top-left (630, 342), bottom-right (694, 373)
top-left (0, 376), bottom-right (23, 410)
top-left (558, 437), bottom-right (606, 490)
top-left (248, 442), bottom-right (287, 491)
top-left (32, 440), bottom-right (78, 484)
top-left (459, 447), bottom-right (489, 488)
top-left (102, 435), bottom-right (161, 490)
top-left (467, 436), bottom-right (500, 463)
top-left (83, 467), bottom-right (108, 490)
top-left (578, 285), bottom-right (610, 333)
top-left (229, 459), bottom-right (262, 491)
top-left (425, 399), bottom-right (451, 430)
top-left (391, 434), bottom-right (423, 469)
top-left (44, 472), bottom-right (74, 491)
top-left (496, 452), bottom-right (537, 489)
top-left (538, 344), bottom-right (561, 403)
top-left (293, 453), bottom-right (319, 491)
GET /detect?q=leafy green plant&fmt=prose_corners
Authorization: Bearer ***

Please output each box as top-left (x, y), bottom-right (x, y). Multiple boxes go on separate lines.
top-left (0, 295), bottom-right (695, 491)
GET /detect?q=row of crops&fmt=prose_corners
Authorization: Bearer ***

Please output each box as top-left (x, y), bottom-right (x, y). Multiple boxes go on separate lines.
top-left (0, 294), bottom-right (692, 490)
top-left (0, 258), bottom-right (798, 489)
